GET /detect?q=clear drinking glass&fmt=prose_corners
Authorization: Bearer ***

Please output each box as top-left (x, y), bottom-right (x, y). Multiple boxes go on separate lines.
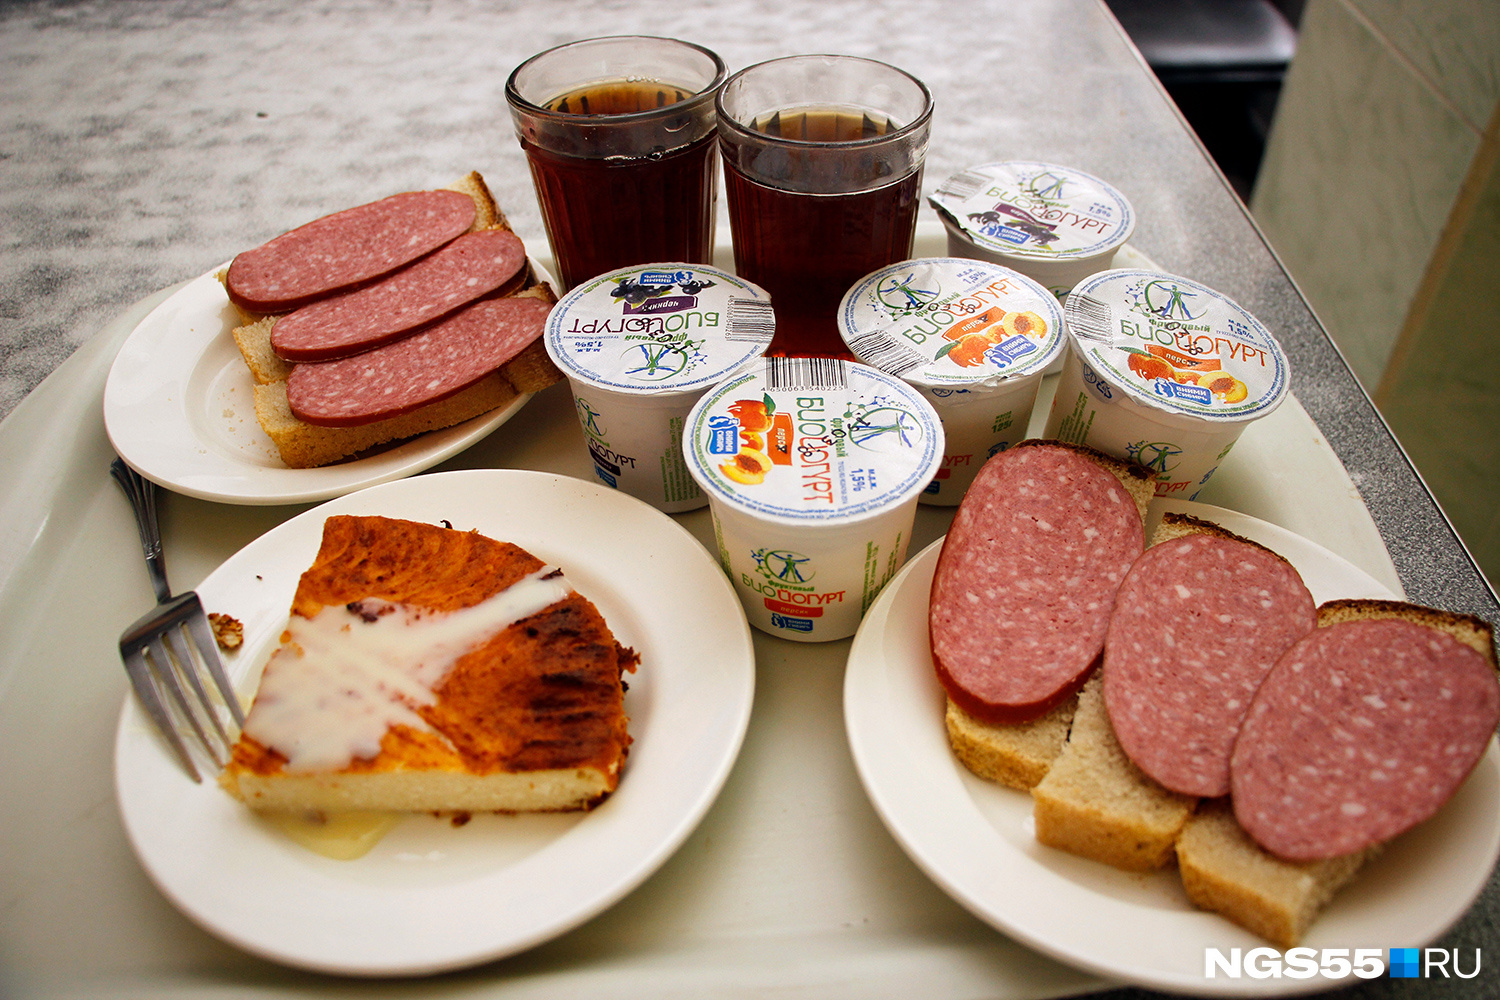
top-left (716, 54), bottom-right (934, 359)
top-left (506, 36), bottom-right (727, 291)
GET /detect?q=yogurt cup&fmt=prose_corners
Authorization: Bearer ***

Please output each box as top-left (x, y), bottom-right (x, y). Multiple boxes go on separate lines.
top-left (683, 358), bottom-right (944, 641)
top-left (1043, 269), bottom-right (1290, 500)
top-left (928, 161), bottom-right (1135, 298)
top-left (544, 263), bottom-right (773, 512)
top-left (837, 257), bottom-right (1065, 505)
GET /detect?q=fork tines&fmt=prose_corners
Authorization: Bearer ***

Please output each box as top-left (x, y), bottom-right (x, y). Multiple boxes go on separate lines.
top-left (119, 592), bottom-right (244, 783)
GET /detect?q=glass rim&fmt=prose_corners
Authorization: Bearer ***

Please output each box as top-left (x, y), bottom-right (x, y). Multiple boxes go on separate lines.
top-left (714, 53), bottom-right (934, 149)
top-left (505, 35), bottom-right (728, 124)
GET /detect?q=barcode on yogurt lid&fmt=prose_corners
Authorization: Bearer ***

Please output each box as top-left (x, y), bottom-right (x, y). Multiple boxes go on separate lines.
top-left (1067, 293), bottom-right (1114, 343)
top-left (935, 170), bottom-right (989, 201)
top-left (726, 297), bottom-right (775, 343)
top-left (765, 356), bottom-right (850, 392)
top-left (845, 331), bottom-right (926, 377)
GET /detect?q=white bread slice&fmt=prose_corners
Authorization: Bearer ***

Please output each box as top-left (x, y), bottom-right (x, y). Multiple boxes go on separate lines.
top-left (943, 441), bottom-right (1156, 789)
top-left (1176, 597), bottom-right (1496, 945)
top-left (945, 696), bottom-right (1077, 791)
top-left (222, 172), bottom-right (561, 467)
top-left (1176, 799), bottom-right (1375, 948)
top-left (1031, 672), bottom-right (1196, 871)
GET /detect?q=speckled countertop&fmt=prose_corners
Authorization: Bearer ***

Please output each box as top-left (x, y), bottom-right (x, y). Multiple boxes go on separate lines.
top-left (1, 2), bottom-right (1495, 998)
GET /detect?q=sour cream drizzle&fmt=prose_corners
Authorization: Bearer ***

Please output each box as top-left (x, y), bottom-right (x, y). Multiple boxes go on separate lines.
top-left (242, 567), bottom-right (573, 772)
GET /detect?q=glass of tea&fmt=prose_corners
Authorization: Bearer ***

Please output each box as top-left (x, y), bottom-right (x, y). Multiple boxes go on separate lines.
top-left (716, 54), bottom-right (933, 359)
top-left (506, 36), bottom-right (727, 291)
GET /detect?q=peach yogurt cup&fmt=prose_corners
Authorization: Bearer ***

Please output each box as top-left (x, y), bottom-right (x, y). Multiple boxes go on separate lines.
top-left (837, 257), bottom-right (1065, 506)
top-left (683, 358), bottom-right (943, 641)
top-left (1043, 269), bottom-right (1291, 500)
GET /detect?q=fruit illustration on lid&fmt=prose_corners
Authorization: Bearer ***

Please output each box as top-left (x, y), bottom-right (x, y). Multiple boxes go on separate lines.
top-left (729, 398), bottom-right (772, 432)
top-left (1197, 370), bottom-right (1248, 403)
top-left (721, 448), bottom-right (773, 485)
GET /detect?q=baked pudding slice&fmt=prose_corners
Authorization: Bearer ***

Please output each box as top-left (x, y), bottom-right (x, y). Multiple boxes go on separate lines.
top-left (220, 514), bottom-right (636, 814)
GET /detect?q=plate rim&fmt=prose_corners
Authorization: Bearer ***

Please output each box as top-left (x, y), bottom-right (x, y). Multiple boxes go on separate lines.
top-left (101, 263), bottom-right (546, 506)
top-left (844, 499), bottom-right (1500, 996)
top-left (113, 467), bottom-right (755, 976)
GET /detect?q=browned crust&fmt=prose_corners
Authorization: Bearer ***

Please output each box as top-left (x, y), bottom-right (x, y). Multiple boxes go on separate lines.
top-left (227, 515), bottom-right (636, 783)
top-left (1316, 598), bottom-right (1497, 668)
top-left (1152, 511), bottom-right (1303, 572)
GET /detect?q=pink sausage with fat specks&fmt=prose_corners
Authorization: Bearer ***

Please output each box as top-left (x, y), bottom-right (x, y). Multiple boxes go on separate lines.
top-left (286, 296), bottom-right (551, 427)
top-left (225, 189), bottom-right (476, 313)
top-left (1231, 616), bottom-right (1500, 860)
top-left (270, 229), bottom-right (528, 362)
top-left (930, 441), bottom-right (1147, 723)
top-left (1104, 527), bottom-right (1316, 797)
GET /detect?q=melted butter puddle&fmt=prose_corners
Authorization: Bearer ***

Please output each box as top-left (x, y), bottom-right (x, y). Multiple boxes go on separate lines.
top-left (258, 810), bottom-right (404, 861)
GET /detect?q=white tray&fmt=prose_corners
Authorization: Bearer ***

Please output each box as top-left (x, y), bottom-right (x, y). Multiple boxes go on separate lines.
top-left (0, 225), bottom-right (1408, 998)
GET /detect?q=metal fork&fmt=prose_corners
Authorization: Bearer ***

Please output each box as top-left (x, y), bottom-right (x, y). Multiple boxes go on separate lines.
top-left (112, 458), bottom-right (245, 781)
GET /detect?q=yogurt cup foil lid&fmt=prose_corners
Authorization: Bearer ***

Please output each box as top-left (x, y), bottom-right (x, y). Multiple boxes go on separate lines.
top-left (929, 161), bottom-right (1134, 261)
top-left (837, 258), bottom-right (1065, 388)
top-left (544, 263), bottom-right (773, 394)
top-left (1065, 269), bottom-right (1290, 422)
top-left (684, 358), bottom-right (944, 522)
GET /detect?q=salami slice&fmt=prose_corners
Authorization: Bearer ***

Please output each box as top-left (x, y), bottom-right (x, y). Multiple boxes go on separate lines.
top-left (930, 441), bottom-right (1147, 724)
top-left (1231, 617), bottom-right (1500, 860)
top-left (1103, 528), bottom-right (1316, 797)
top-left (285, 296), bottom-right (552, 427)
top-left (225, 189), bottom-right (476, 313)
top-left (269, 229), bottom-right (529, 362)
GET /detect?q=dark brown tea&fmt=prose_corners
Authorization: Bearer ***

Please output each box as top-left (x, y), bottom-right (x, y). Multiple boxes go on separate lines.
top-left (544, 80), bottom-right (694, 115)
top-left (523, 80), bottom-right (717, 291)
top-left (725, 107), bottom-right (920, 360)
top-left (750, 107), bottom-right (896, 142)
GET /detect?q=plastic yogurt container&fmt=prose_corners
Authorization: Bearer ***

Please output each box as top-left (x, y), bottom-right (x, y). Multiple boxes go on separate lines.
top-left (928, 161), bottom-right (1135, 298)
top-left (544, 263), bottom-right (773, 512)
top-left (1043, 269), bottom-right (1290, 500)
top-left (837, 257), bottom-right (1065, 505)
top-left (683, 358), bottom-right (944, 641)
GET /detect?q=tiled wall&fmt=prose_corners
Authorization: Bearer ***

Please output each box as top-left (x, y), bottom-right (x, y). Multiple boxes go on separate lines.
top-left (1251, 0), bottom-right (1500, 588)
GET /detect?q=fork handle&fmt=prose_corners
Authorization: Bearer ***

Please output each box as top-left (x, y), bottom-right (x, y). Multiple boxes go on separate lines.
top-left (111, 458), bottom-right (172, 604)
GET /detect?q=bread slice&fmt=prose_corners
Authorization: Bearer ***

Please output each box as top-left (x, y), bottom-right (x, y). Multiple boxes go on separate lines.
top-left (223, 172), bottom-right (562, 468)
top-left (1031, 673), bottom-right (1196, 870)
top-left (943, 440), bottom-right (1156, 788)
top-left (220, 515), bottom-right (637, 814)
top-left (1177, 799), bottom-right (1375, 948)
top-left (946, 696), bottom-right (1077, 791)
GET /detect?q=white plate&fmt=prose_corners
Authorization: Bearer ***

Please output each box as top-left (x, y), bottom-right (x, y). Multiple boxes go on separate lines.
top-left (102, 265), bottom-right (543, 505)
top-left (114, 469), bottom-right (755, 976)
top-left (845, 500), bottom-right (1500, 996)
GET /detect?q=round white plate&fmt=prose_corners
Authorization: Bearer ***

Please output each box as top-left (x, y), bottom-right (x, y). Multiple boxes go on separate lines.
top-left (102, 265), bottom-right (543, 505)
top-left (845, 500), bottom-right (1500, 996)
top-left (114, 469), bottom-right (755, 976)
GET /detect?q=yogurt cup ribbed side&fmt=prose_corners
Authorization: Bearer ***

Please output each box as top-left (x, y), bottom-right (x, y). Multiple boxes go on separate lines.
top-left (836, 257), bottom-right (1066, 505)
top-left (928, 161), bottom-right (1135, 297)
top-left (544, 263), bottom-right (772, 512)
top-left (683, 357), bottom-right (944, 641)
top-left (1043, 268), bottom-right (1290, 500)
